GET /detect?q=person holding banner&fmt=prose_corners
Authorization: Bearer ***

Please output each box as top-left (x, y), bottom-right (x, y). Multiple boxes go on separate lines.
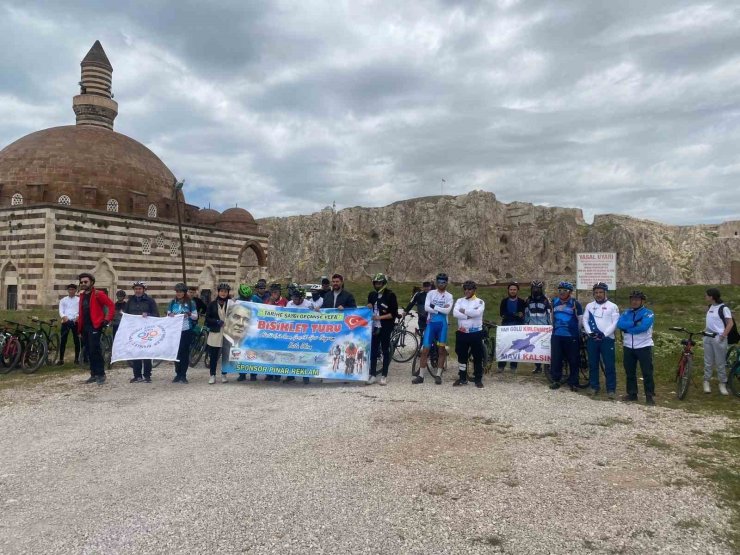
top-left (498, 282), bottom-right (526, 373)
top-left (548, 281), bottom-right (583, 392)
top-left (322, 274), bottom-right (357, 309)
top-left (285, 287), bottom-right (314, 383)
top-left (525, 281), bottom-right (551, 374)
top-left (452, 280), bottom-right (486, 388)
top-left (206, 283), bottom-right (231, 384)
top-left (582, 282), bottom-right (620, 399)
top-left (124, 281), bottom-right (160, 383)
top-left (168, 283), bottom-right (199, 384)
top-left (366, 273), bottom-right (399, 386)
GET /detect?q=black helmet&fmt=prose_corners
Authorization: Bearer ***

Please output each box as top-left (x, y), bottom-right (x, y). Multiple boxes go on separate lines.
top-left (371, 273), bottom-right (387, 284)
top-left (462, 280), bottom-right (477, 290)
top-left (292, 287), bottom-right (306, 299)
top-left (269, 283), bottom-right (282, 292)
top-left (217, 283), bottom-right (231, 292)
top-left (629, 290), bottom-right (646, 300)
top-left (592, 282), bottom-right (609, 292)
top-left (435, 273), bottom-right (448, 284)
top-left (174, 282), bottom-right (188, 293)
top-left (530, 280), bottom-right (544, 288)
top-left (116, 289), bottom-right (126, 299)
top-left (508, 281), bottom-right (520, 288)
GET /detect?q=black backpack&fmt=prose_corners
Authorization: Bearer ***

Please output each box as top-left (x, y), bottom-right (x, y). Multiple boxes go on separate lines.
top-left (718, 304), bottom-right (740, 345)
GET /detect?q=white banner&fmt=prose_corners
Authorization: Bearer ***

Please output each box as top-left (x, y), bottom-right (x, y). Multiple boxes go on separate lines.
top-left (576, 252), bottom-right (617, 291)
top-left (495, 325), bottom-right (552, 363)
top-left (111, 313), bottom-right (184, 363)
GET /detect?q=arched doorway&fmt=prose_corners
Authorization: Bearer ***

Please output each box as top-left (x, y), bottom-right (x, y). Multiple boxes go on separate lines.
top-left (0, 261), bottom-right (19, 310)
top-left (91, 258), bottom-right (116, 298)
top-left (237, 242), bottom-right (267, 285)
top-left (197, 265), bottom-right (217, 304)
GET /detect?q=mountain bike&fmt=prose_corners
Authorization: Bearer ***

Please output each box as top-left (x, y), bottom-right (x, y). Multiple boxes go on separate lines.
top-left (669, 327), bottom-right (716, 400)
top-left (2, 321), bottom-right (32, 372)
top-left (27, 316), bottom-right (60, 370)
top-left (189, 324), bottom-right (208, 367)
top-left (725, 345), bottom-right (739, 398)
top-left (0, 323), bottom-right (17, 374)
top-left (390, 314), bottom-right (418, 363)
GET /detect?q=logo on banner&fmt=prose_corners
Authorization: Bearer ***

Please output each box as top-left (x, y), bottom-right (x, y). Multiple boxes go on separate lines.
top-left (344, 314), bottom-right (368, 330)
top-left (128, 325), bottom-right (167, 351)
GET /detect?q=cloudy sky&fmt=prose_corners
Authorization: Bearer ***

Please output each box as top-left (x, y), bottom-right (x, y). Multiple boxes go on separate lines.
top-left (1, 0), bottom-right (739, 224)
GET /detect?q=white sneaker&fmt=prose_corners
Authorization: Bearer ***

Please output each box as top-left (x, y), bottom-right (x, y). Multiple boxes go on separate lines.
top-left (208, 375), bottom-right (216, 384)
top-left (719, 383), bottom-right (729, 396)
top-left (703, 381), bottom-right (711, 394)
top-left (367, 376), bottom-right (377, 385)
top-left (379, 376), bottom-right (387, 386)
top-left (221, 375), bottom-right (228, 383)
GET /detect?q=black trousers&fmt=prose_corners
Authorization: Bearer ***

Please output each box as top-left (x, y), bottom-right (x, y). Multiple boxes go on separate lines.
top-left (456, 330), bottom-right (484, 383)
top-left (82, 325), bottom-right (105, 377)
top-left (175, 330), bottom-right (193, 378)
top-left (131, 359), bottom-right (153, 379)
top-left (370, 326), bottom-right (392, 377)
top-left (623, 346), bottom-right (655, 397)
top-left (59, 320), bottom-right (80, 362)
top-left (208, 345), bottom-right (226, 376)
top-left (550, 334), bottom-right (580, 386)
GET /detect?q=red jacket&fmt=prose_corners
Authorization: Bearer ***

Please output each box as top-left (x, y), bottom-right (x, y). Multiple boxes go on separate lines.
top-left (77, 288), bottom-right (115, 333)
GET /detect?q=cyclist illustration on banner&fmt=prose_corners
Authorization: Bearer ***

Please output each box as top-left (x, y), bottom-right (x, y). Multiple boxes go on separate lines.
top-left (223, 300), bottom-right (373, 381)
top-left (495, 325), bottom-right (552, 364)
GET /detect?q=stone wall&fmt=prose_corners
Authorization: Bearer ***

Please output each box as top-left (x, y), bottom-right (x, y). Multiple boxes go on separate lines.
top-left (258, 190), bottom-right (740, 286)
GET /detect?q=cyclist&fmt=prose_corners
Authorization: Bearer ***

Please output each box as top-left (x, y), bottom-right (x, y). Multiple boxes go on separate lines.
top-left (617, 290), bottom-right (655, 405)
top-left (525, 281), bottom-right (551, 374)
top-left (404, 281), bottom-right (432, 338)
top-left (266, 283), bottom-right (288, 307)
top-left (582, 282), bottom-right (620, 399)
top-left (703, 288), bottom-right (734, 396)
top-left (205, 283), bottom-right (231, 385)
top-left (238, 283), bottom-right (263, 303)
top-left (77, 272), bottom-right (115, 385)
top-left (167, 283), bottom-right (199, 384)
top-left (498, 281), bottom-right (526, 372)
top-left (321, 274), bottom-right (357, 309)
top-left (548, 281), bottom-right (583, 392)
top-left (188, 286), bottom-right (208, 318)
top-left (124, 281), bottom-right (160, 383)
top-left (111, 289), bottom-right (127, 339)
top-left (413, 273), bottom-right (453, 385)
top-left (58, 283), bottom-right (81, 366)
top-left (452, 280), bottom-right (486, 388)
top-left (309, 284), bottom-right (324, 308)
top-left (285, 287), bottom-right (313, 383)
top-left (366, 273), bottom-right (399, 386)
top-left (255, 279), bottom-right (270, 302)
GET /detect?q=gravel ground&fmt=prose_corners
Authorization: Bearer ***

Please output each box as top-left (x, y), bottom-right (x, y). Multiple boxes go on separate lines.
top-left (0, 363), bottom-right (735, 555)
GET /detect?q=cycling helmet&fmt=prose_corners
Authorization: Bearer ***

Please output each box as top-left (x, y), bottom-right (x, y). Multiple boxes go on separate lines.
top-left (310, 284), bottom-right (322, 292)
top-left (436, 273), bottom-right (449, 283)
top-left (269, 283), bottom-right (282, 292)
top-left (592, 282), bottom-right (609, 292)
top-left (255, 279), bottom-right (267, 289)
top-left (629, 290), bottom-right (646, 300)
top-left (238, 284), bottom-right (253, 298)
top-left (530, 280), bottom-right (544, 289)
top-left (291, 287), bottom-right (306, 299)
top-left (217, 282), bottom-right (231, 292)
top-left (557, 281), bottom-right (574, 291)
top-left (174, 282), bottom-right (188, 292)
top-left (133, 281), bottom-right (146, 288)
top-left (508, 281), bottom-right (519, 288)
top-left (116, 289), bottom-right (126, 299)
top-left (371, 273), bottom-right (388, 284)
top-left (286, 282), bottom-right (299, 296)
top-left (462, 280), bottom-right (477, 290)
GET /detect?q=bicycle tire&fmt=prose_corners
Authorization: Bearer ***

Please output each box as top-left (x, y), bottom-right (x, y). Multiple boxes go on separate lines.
top-left (152, 359), bottom-right (163, 368)
top-left (391, 330), bottom-right (418, 363)
top-left (101, 334), bottom-right (113, 370)
top-left (0, 334), bottom-right (12, 373)
top-left (46, 333), bottom-right (60, 366)
top-left (676, 357), bottom-right (691, 400)
top-left (203, 347), bottom-right (211, 368)
top-left (727, 361), bottom-right (739, 398)
top-left (3, 337), bottom-right (22, 370)
top-left (22, 336), bottom-right (48, 374)
top-left (411, 351), bottom-right (420, 376)
top-left (189, 332), bottom-right (207, 367)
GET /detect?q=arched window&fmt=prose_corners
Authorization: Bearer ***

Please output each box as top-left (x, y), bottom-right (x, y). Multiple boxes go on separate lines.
top-left (106, 199), bottom-right (119, 212)
top-left (11, 193), bottom-right (23, 206)
top-left (148, 204), bottom-right (158, 218)
top-left (170, 242), bottom-right (179, 257)
top-left (58, 195), bottom-right (71, 206)
top-left (155, 234), bottom-right (165, 248)
top-left (142, 238), bottom-right (151, 255)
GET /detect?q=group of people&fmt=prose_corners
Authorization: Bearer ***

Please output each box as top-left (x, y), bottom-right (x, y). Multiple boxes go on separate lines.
top-left (59, 272), bottom-right (735, 401)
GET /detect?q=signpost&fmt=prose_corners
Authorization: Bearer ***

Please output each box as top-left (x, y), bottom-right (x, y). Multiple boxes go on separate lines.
top-left (576, 252), bottom-right (617, 291)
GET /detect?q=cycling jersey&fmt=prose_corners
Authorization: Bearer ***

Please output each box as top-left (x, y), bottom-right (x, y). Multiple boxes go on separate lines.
top-left (525, 295), bottom-right (551, 325)
top-left (582, 300), bottom-right (619, 339)
top-left (453, 296), bottom-right (485, 332)
top-left (552, 297), bottom-right (583, 337)
top-left (422, 289), bottom-right (453, 348)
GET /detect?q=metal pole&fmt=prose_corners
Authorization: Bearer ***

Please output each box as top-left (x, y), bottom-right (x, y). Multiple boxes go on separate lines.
top-left (174, 180), bottom-right (187, 285)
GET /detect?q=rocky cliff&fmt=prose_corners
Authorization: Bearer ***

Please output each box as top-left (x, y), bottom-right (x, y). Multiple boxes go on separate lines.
top-left (257, 191), bottom-right (740, 286)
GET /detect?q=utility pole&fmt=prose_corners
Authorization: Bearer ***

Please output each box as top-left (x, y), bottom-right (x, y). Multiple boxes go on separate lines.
top-left (173, 179), bottom-right (187, 285)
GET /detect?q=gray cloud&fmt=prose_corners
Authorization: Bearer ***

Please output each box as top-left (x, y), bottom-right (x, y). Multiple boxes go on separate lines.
top-left (1, 0), bottom-right (738, 224)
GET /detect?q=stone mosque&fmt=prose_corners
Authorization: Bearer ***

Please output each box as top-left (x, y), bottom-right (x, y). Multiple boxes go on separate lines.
top-left (0, 41), bottom-right (268, 309)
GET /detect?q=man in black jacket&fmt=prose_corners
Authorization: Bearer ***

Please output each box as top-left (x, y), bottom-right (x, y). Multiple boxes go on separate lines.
top-left (123, 281), bottom-right (160, 383)
top-left (367, 273), bottom-right (398, 386)
top-left (322, 274), bottom-right (357, 309)
top-left (404, 281), bottom-right (432, 337)
top-left (498, 281), bottom-right (526, 373)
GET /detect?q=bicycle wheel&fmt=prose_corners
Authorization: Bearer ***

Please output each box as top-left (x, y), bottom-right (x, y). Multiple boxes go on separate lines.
top-left (46, 333), bottom-right (60, 366)
top-left (203, 347), bottom-right (211, 368)
top-left (391, 330), bottom-right (418, 363)
top-left (0, 335), bottom-right (11, 374)
top-left (3, 337), bottom-right (22, 371)
top-left (22, 336), bottom-right (48, 374)
top-left (152, 359), bottom-right (163, 368)
top-left (411, 350), bottom-right (420, 376)
top-left (727, 361), bottom-right (739, 398)
top-left (189, 332), bottom-right (206, 367)
top-left (676, 357), bottom-right (691, 400)
top-left (101, 334), bottom-right (113, 370)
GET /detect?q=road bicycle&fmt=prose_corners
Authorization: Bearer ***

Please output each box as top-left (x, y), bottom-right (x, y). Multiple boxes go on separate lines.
top-left (411, 338), bottom-right (442, 377)
top-left (725, 345), bottom-right (739, 398)
top-left (669, 327), bottom-right (716, 400)
top-left (390, 314), bottom-right (418, 363)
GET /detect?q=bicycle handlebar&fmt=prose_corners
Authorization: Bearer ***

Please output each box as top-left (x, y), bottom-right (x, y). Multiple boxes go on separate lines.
top-left (669, 327), bottom-right (716, 338)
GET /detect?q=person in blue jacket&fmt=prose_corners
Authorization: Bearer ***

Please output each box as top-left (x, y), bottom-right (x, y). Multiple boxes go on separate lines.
top-left (548, 281), bottom-right (583, 392)
top-left (617, 290), bottom-right (656, 405)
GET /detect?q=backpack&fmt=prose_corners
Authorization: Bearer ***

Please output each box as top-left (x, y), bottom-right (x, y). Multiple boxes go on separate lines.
top-left (718, 304), bottom-right (740, 344)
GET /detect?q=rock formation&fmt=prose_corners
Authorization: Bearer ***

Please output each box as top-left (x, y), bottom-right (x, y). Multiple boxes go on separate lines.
top-left (258, 191), bottom-right (740, 286)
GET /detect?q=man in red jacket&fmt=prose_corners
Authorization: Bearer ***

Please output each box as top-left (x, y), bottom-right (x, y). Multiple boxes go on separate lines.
top-left (77, 272), bottom-right (115, 384)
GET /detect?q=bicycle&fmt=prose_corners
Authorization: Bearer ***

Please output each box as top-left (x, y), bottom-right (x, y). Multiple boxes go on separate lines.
top-left (2, 321), bottom-right (32, 373)
top-left (411, 339), bottom-right (442, 377)
top-left (390, 314), bottom-right (418, 363)
top-left (100, 325), bottom-right (114, 370)
top-left (189, 324), bottom-right (208, 367)
top-left (727, 346), bottom-right (740, 398)
top-left (544, 333), bottom-right (589, 388)
top-left (28, 316), bottom-right (60, 369)
top-left (669, 327), bottom-right (716, 400)
top-left (464, 320), bottom-right (496, 380)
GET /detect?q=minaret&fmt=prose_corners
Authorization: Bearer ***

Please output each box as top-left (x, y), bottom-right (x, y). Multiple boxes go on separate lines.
top-left (72, 40), bottom-right (118, 130)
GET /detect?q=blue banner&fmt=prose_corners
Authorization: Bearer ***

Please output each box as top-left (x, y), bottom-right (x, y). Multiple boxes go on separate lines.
top-left (222, 300), bottom-right (373, 380)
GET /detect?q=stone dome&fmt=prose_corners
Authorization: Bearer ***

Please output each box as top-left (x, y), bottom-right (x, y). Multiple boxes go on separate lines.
top-left (217, 207), bottom-right (259, 233)
top-left (197, 208), bottom-right (220, 225)
top-left (0, 125), bottom-right (178, 218)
